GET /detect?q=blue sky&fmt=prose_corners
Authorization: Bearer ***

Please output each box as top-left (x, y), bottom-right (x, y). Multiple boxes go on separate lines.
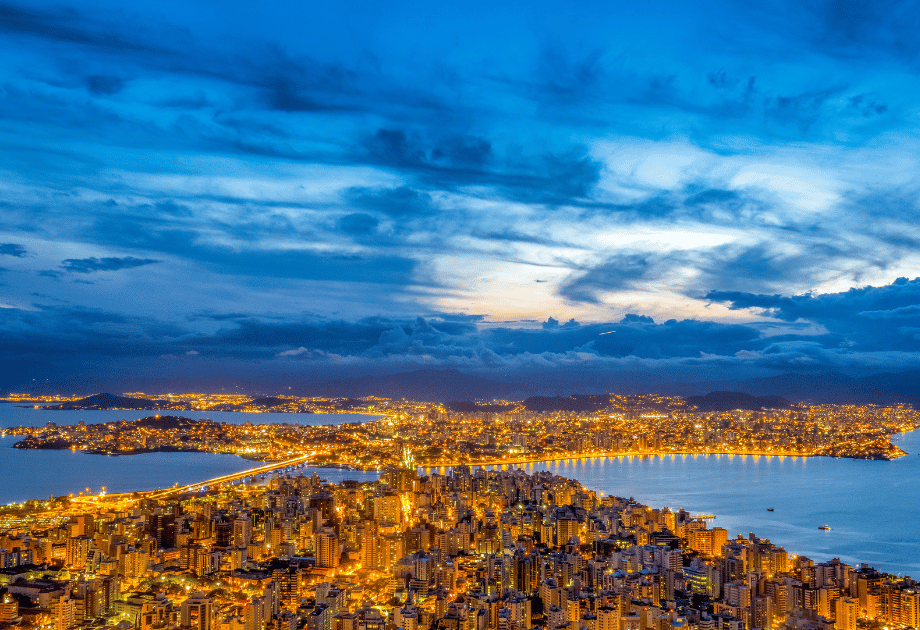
top-left (3, 0), bottom-right (920, 392)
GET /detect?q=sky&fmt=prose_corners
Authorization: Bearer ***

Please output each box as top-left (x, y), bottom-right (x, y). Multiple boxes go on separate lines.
top-left (3, 0), bottom-right (920, 393)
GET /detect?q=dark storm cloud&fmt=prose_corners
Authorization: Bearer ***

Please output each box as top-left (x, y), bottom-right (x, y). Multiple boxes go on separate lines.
top-left (558, 253), bottom-right (670, 303)
top-left (0, 2), bottom-right (179, 55)
top-left (0, 1), bottom-right (362, 115)
top-left (0, 243), bottom-right (28, 257)
top-left (337, 213), bottom-right (379, 235)
top-left (346, 186), bottom-right (436, 218)
top-left (9, 278), bottom-right (920, 390)
top-left (356, 127), bottom-right (599, 204)
top-left (779, 0), bottom-right (920, 63)
top-left (0, 305), bottom-right (767, 367)
top-left (0, 304), bottom-right (184, 358)
top-left (707, 277), bottom-right (920, 353)
top-left (85, 75), bottom-right (124, 95)
top-left (59, 256), bottom-right (160, 273)
top-left (707, 277), bottom-right (920, 322)
top-left (83, 213), bottom-right (419, 285)
top-left (191, 312), bottom-right (768, 363)
top-left (482, 315), bottom-right (766, 360)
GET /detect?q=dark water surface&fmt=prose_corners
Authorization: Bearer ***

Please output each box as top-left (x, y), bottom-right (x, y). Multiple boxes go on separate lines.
top-left (0, 406), bottom-right (382, 503)
top-left (0, 403), bottom-right (379, 428)
top-left (1, 403), bottom-right (916, 575)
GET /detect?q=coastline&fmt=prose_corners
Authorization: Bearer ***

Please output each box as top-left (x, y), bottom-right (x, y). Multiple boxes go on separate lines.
top-left (2, 436), bottom-right (919, 574)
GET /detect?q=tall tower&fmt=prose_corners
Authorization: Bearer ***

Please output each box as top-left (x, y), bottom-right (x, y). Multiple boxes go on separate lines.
top-left (317, 528), bottom-right (340, 569)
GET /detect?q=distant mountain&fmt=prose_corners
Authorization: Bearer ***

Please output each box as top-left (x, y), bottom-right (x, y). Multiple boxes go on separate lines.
top-left (522, 394), bottom-right (612, 413)
top-left (43, 392), bottom-right (188, 411)
top-left (303, 369), bottom-right (528, 402)
top-left (684, 391), bottom-right (792, 412)
top-left (445, 401), bottom-right (516, 413)
top-left (673, 371), bottom-right (920, 406)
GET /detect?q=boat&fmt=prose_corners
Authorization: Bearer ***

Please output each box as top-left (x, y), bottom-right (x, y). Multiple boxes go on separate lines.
top-left (767, 508), bottom-right (774, 511)
top-left (819, 525), bottom-right (831, 530)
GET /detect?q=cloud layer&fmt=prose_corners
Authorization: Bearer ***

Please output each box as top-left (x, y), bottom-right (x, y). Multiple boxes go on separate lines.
top-left (2, 0), bottom-right (920, 390)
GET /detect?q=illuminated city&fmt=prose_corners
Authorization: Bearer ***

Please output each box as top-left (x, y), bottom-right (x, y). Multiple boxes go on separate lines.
top-left (0, 444), bottom-right (916, 630)
top-left (0, 390), bottom-right (918, 630)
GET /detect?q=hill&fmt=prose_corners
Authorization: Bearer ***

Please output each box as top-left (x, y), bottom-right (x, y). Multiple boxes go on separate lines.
top-left (303, 369), bottom-right (528, 402)
top-left (521, 394), bottom-right (612, 413)
top-left (44, 392), bottom-right (187, 410)
top-left (684, 391), bottom-right (792, 412)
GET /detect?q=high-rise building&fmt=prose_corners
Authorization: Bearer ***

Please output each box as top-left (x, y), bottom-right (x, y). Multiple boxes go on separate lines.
top-left (233, 517), bottom-right (252, 547)
top-left (752, 595), bottom-right (773, 630)
top-left (835, 597), bottom-right (858, 630)
top-left (901, 589), bottom-right (920, 628)
top-left (181, 594), bottom-right (212, 630)
top-left (272, 568), bottom-right (302, 611)
top-left (373, 493), bottom-right (401, 526)
top-left (317, 528), bottom-right (340, 569)
top-left (66, 535), bottom-right (91, 569)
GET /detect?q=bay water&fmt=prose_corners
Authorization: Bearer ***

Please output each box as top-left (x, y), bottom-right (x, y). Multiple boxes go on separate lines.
top-left (522, 429), bottom-right (920, 576)
top-left (0, 403), bottom-right (377, 428)
top-left (0, 405), bottom-right (916, 575)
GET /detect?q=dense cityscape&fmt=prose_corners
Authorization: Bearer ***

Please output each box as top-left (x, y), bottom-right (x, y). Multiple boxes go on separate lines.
top-left (0, 391), bottom-right (918, 630)
top-left (0, 459), bottom-right (916, 630)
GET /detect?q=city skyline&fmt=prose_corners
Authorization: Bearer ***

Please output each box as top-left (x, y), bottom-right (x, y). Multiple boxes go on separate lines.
top-left (4, 1), bottom-right (920, 391)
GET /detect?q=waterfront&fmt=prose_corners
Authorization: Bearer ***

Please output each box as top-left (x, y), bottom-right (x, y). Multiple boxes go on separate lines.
top-left (0, 437), bottom-right (381, 503)
top-left (0, 400), bottom-right (916, 576)
top-left (0, 405), bottom-right (383, 503)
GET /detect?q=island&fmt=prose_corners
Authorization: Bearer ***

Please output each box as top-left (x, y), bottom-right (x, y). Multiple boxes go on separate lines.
top-left (5, 393), bottom-right (917, 464)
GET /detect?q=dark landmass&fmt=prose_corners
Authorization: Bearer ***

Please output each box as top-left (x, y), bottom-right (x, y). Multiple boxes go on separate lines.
top-left (12, 435), bottom-right (73, 450)
top-left (299, 369), bottom-right (527, 402)
top-left (42, 392), bottom-right (191, 411)
top-left (521, 394), bottom-right (613, 413)
top-left (14, 436), bottom-right (205, 456)
top-left (302, 368), bottom-right (920, 406)
top-left (10, 365), bottom-right (920, 410)
top-left (445, 401), bottom-right (516, 413)
top-left (684, 391), bottom-right (792, 412)
top-left (12, 415), bottom-right (211, 454)
top-left (672, 371), bottom-right (920, 406)
top-left (206, 396), bottom-right (315, 412)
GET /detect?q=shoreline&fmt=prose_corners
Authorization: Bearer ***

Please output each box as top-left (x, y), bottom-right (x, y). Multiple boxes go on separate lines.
top-left (4, 446), bottom-right (910, 466)
top-left (2, 441), bottom-right (918, 574)
top-left (416, 447), bottom-right (906, 468)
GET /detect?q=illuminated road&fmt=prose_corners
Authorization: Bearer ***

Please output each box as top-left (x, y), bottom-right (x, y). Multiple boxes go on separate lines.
top-left (422, 448), bottom-right (813, 470)
top-left (145, 453), bottom-right (316, 499)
